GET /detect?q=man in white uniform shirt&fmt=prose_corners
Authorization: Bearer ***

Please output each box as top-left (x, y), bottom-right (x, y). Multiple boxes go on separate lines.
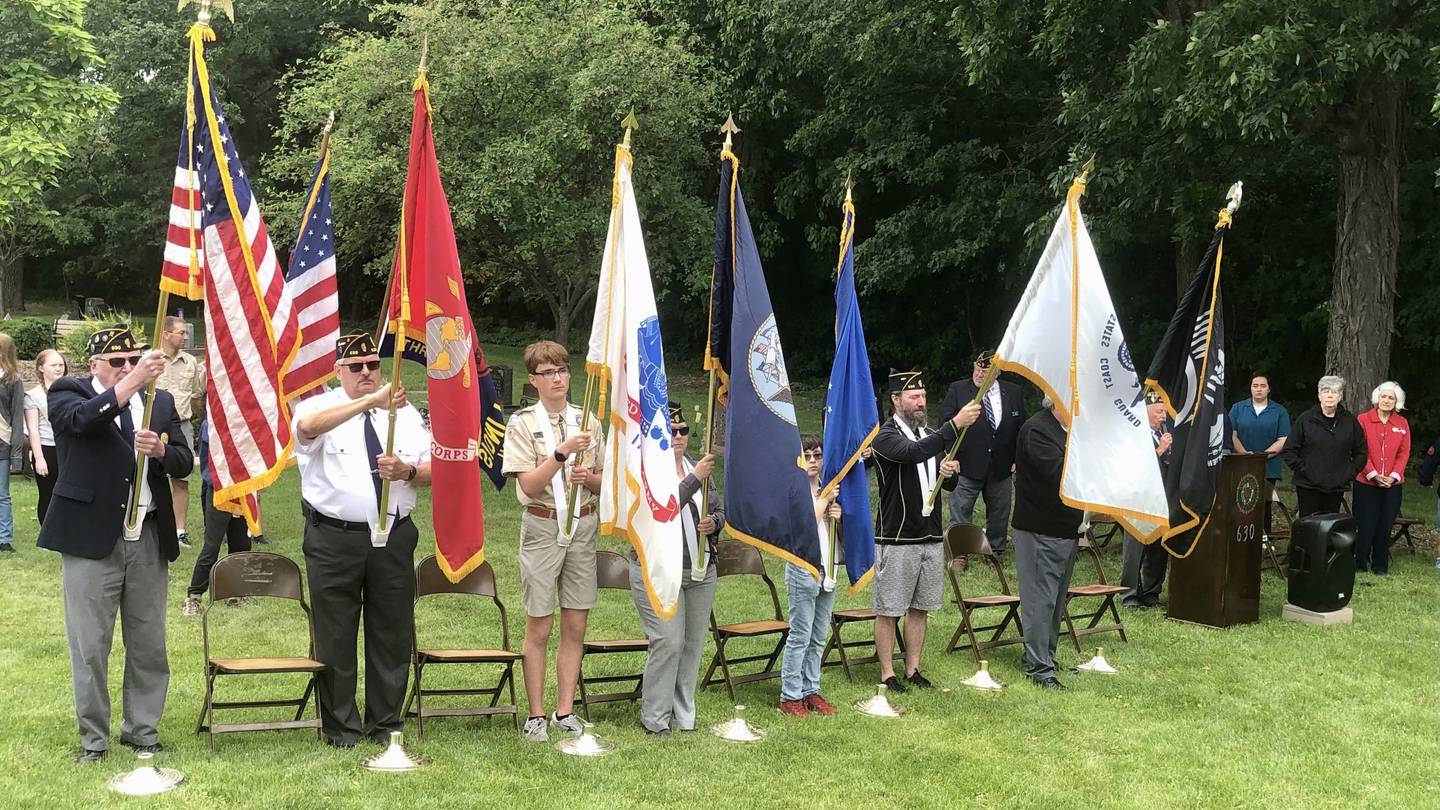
top-left (292, 332), bottom-right (432, 748)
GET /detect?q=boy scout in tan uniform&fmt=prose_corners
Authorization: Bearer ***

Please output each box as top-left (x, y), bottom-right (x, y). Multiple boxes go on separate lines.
top-left (154, 315), bottom-right (205, 548)
top-left (502, 340), bottom-right (604, 743)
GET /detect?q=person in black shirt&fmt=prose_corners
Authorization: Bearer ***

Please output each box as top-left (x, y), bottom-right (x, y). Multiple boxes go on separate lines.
top-left (1122, 389), bottom-right (1173, 608)
top-left (1281, 375), bottom-right (1367, 517)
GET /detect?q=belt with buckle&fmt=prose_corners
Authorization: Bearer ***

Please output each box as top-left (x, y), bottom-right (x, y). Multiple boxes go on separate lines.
top-left (525, 503), bottom-right (596, 521)
top-left (309, 509), bottom-right (410, 533)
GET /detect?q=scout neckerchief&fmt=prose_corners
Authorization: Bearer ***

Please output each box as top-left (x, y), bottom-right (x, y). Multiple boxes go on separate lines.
top-left (893, 415), bottom-right (937, 517)
top-left (536, 403), bottom-right (582, 542)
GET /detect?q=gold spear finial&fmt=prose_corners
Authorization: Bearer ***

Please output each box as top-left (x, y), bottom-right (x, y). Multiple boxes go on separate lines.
top-left (720, 112), bottom-right (740, 152)
top-left (1078, 155), bottom-right (1096, 185)
top-left (844, 169), bottom-right (854, 204)
top-left (621, 110), bottom-right (638, 149)
top-left (178, 0), bottom-right (234, 25)
top-left (1225, 180), bottom-right (1244, 214)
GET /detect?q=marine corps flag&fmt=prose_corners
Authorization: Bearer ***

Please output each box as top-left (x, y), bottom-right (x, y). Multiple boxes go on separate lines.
top-left (1145, 190), bottom-right (1238, 556)
top-left (381, 66), bottom-right (486, 582)
top-left (708, 148), bottom-right (821, 577)
top-left (994, 171), bottom-right (1170, 541)
top-left (585, 130), bottom-right (683, 618)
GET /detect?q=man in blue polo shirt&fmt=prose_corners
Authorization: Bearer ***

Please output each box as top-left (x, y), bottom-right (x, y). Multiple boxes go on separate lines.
top-left (1229, 374), bottom-right (1290, 532)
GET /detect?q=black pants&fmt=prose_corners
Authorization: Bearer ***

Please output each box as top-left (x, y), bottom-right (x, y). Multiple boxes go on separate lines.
top-left (1296, 487), bottom-right (1345, 519)
top-left (1352, 481), bottom-right (1402, 574)
top-left (302, 514), bottom-right (417, 746)
top-left (36, 445), bottom-right (58, 525)
top-left (188, 482), bottom-right (251, 595)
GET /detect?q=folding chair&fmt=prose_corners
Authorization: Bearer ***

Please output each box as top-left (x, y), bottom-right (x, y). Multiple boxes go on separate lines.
top-left (943, 524), bottom-right (1024, 664)
top-left (577, 550), bottom-right (649, 721)
top-left (820, 542), bottom-right (905, 680)
top-left (403, 555), bottom-right (522, 739)
top-left (701, 540), bottom-right (789, 701)
top-left (195, 552), bottom-right (324, 752)
top-left (1264, 495), bottom-right (1297, 577)
top-left (1061, 538), bottom-right (1128, 651)
top-left (1086, 514), bottom-right (1123, 550)
top-left (1390, 517), bottom-right (1420, 555)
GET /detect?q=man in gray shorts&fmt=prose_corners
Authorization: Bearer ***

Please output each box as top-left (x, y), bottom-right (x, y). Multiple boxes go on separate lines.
top-left (502, 340), bottom-right (604, 743)
top-left (870, 369), bottom-right (981, 693)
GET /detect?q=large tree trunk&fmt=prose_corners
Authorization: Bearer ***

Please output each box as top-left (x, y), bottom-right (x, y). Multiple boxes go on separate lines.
top-left (0, 225), bottom-right (23, 315)
top-left (1325, 75), bottom-right (1401, 413)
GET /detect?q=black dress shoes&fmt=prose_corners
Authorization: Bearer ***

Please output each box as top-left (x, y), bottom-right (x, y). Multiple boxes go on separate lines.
top-left (75, 748), bottom-right (107, 764)
top-left (120, 739), bottom-right (164, 754)
top-left (1030, 677), bottom-right (1067, 690)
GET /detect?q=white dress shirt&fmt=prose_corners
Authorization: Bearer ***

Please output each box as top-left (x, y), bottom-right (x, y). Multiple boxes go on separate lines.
top-left (293, 387), bottom-right (432, 525)
top-left (94, 377), bottom-right (153, 513)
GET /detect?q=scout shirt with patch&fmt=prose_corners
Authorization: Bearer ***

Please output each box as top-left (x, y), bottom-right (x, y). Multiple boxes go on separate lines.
top-left (502, 403), bottom-right (604, 510)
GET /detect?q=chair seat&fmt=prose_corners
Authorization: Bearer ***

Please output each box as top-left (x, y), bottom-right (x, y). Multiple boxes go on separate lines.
top-left (1394, 517), bottom-right (1417, 527)
top-left (833, 608), bottom-right (877, 621)
top-left (418, 648), bottom-right (522, 663)
top-left (1067, 584), bottom-right (1127, 597)
top-left (210, 656), bottom-right (325, 674)
top-left (962, 594), bottom-right (1020, 607)
top-left (583, 639), bottom-right (649, 653)
top-left (717, 619), bottom-right (788, 637)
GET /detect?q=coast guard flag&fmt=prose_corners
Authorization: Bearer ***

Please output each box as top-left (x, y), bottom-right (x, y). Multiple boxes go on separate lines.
top-left (818, 194), bottom-right (879, 591)
top-left (1145, 208), bottom-right (1232, 556)
top-left (994, 175), bottom-right (1170, 541)
top-left (708, 149), bottom-right (821, 577)
top-left (585, 139), bottom-right (683, 618)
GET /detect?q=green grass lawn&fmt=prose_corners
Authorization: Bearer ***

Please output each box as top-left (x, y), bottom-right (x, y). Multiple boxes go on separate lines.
top-left (0, 345), bottom-right (1435, 808)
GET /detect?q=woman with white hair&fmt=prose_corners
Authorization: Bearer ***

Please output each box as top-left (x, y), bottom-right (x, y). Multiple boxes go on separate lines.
top-left (1351, 381), bottom-right (1411, 575)
top-left (1281, 375), bottom-right (1368, 518)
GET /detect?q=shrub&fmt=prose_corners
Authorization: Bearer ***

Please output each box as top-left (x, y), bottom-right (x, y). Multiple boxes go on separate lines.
top-left (57, 310), bottom-right (141, 361)
top-left (0, 318), bottom-right (55, 359)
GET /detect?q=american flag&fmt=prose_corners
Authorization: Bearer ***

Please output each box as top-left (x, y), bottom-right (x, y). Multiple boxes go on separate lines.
top-left (284, 149), bottom-right (340, 398)
top-left (160, 48), bottom-right (299, 529)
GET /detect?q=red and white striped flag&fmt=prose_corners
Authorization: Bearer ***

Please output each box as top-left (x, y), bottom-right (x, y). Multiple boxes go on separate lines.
top-left (283, 142), bottom-right (340, 399)
top-left (160, 30), bottom-right (299, 529)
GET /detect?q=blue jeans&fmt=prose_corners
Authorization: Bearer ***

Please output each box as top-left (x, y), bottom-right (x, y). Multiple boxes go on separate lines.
top-left (0, 449), bottom-right (12, 545)
top-left (780, 563), bottom-right (835, 702)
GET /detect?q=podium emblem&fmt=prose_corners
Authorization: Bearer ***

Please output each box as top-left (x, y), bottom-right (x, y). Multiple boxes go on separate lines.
top-left (1235, 473), bottom-right (1259, 515)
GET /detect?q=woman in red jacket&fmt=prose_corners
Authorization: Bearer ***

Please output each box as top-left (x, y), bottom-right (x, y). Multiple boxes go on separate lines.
top-left (1353, 381), bottom-right (1410, 575)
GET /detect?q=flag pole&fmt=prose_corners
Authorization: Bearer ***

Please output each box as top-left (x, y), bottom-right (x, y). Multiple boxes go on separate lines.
top-left (922, 363), bottom-right (1001, 514)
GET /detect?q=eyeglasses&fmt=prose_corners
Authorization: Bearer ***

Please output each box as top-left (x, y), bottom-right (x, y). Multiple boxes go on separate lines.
top-left (671, 426), bottom-right (690, 437)
top-left (530, 368), bottom-right (570, 381)
top-left (803, 451), bottom-right (824, 461)
top-left (344, 360), bottom-right (382, 373)
top-left (106, 355), bottom-right (143, 369)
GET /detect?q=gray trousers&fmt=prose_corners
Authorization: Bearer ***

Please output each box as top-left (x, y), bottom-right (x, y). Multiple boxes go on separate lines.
top-left (629, 554), bottom-right (716, 733)
top-left (948, 474), bottom-right (1013, 553)
top-left (61, 518), bottom-right (170, 752)
top-left (1013, 529), bottom-right (1078, 680)
top-left (1120, 534), bottom-right (1168, 606)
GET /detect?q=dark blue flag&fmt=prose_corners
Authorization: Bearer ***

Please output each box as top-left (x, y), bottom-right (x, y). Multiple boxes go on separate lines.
top-left (712, 150), bottom-right (821, 577)
top-left (819, 195), bottom-right (879, 590)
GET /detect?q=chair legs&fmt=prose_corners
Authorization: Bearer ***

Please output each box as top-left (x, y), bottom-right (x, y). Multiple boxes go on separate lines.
top-left (1063, 595), bottom-right (1127, 652)
top-left (948, 605), bottom-right (1023, 664)
top-left (703, 631), bottom-right (788, 700)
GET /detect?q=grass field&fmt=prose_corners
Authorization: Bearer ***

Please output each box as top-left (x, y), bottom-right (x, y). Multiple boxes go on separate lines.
top-left (0, 344), bottom-right (1435, 808)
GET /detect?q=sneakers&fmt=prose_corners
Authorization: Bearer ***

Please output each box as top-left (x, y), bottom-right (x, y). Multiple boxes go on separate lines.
top-left (803, 694), bottom-right (836, 716)
top-left (549, 711), bottom-right (583, 738)
top-left (177, 532), bottom-right (192, 549)
top-left (906, 670), bottom-right (935, 689)
top-left (182, 595), bottom-right (202, 617)
top-left (881, 675), bottom-right (907, 694)
top-left (522, 716), bottom-right (549, 743)
top-left (778, 699), bottom-right (809, 717)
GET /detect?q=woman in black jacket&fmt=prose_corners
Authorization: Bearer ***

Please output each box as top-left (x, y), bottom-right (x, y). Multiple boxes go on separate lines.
top-left (1282, 375), bottom-right (1368, 517)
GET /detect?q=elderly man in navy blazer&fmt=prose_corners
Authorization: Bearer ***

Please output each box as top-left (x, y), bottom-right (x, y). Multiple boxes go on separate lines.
top-left (938, 350), bottom-right (1026, 556)
top-left (38, 325), bottom-right (193, 764)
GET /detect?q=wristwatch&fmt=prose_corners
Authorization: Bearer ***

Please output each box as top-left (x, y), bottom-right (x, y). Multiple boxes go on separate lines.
top-left (406, 464), bottom-right (418, 482)
top-left (553, 449), bottom-right (567, 464)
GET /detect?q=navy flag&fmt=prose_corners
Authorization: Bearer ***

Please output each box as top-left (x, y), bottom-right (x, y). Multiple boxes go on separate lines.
top-left (1145, 206), bottom-right (1233, 556)
top-left (712, 149), bottom-right (821, 577)
top-left (819, 192), bottom-right (879, 591)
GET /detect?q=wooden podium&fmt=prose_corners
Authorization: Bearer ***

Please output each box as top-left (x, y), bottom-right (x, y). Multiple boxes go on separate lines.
top-left (1166, 453), bottom-right (1266, 628)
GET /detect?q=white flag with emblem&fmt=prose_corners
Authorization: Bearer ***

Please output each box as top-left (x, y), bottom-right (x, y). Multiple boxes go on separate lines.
top-left (994, 176), bottom-right (1170, 541)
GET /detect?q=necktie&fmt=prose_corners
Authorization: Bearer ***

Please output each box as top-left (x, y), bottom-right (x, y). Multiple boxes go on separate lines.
top-left (983, 389), bottom-right (997, 430)
top-left (119, 401), bottom-right (135, 446)
top-left (363, 411), bottom-right (383, 509)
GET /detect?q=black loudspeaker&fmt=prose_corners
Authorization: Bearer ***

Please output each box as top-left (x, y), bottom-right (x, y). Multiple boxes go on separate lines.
top-left (1285, 513), bottom-right (1356, 612)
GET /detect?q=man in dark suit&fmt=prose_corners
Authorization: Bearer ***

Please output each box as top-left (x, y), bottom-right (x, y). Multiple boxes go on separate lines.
top-left (38, 325), bottom-right (193, 763)
top-left (938, 350), bottom-right (1026, 555)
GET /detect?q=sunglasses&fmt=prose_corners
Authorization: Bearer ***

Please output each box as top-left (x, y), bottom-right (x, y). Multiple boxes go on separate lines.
top-left (671, 425), bottom-right (690, 437)
top-left (803, 451), bottom-right (824, 461)
top-left (106, 355), bottom-right (144, 369)
top-left (344, 360), bottom-right (382, 373)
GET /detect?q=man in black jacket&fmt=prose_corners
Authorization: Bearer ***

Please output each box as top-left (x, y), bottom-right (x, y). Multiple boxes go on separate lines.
top-left (938, 350), bottom-right (1025, 555)
top-left (870, 370), bottom-right (980, 692)
top-left (38, 325), bottom-right (193, 763)
top-left (1281, 375), bottom-right (1367, 517)
top-left (1011, 396), bottom-right (1083, 689)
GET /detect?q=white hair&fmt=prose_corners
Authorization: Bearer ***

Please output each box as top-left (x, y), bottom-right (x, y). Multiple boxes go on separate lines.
top-left (1317, 375), bottom-right (1344, 395)
top-left (1371, 380), bottom-right (1406, 411)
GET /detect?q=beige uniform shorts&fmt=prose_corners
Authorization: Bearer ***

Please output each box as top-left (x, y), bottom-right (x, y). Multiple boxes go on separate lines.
top-left (519, 511), bottom-right (599, 617)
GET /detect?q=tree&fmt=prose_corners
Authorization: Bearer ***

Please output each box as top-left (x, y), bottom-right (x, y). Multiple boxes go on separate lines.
top-left (269, 0), bottom-right (719, 344)
top-left (0, 0), bottom-right (117, 310)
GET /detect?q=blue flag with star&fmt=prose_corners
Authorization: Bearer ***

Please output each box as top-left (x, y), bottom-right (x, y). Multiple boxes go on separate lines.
top-left (819, 195), bottom-right (879, 591)
top-left (712, 150), bottom-right (821, 577)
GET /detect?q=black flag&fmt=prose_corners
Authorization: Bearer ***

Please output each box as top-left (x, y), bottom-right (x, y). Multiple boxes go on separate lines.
top-left (1144, 209), bottom-right (1233, 555)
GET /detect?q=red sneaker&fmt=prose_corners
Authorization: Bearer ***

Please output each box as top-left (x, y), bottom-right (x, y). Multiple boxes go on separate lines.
top-left (778, 699), bottom-right (809, 717)
top-left (803, 693), bottom-right (837, 716)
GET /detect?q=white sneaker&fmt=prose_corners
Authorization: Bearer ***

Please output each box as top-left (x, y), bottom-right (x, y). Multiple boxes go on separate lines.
top-left (182, 595), bottom-right (202, 617)
top-left (522, 716), bottom-right (548, 743)
top-left (550, 711), bottom-right (583, 738)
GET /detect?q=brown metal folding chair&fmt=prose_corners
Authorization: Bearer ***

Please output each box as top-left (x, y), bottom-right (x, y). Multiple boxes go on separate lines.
top-left (403, 555), bottom-right (522, 739)
top-left (195, 552), bottom-right (325, 751)
top-left (1061, 538), bottom-right (1128, 651)
top-left (701, 540), bottom-right (790, 701)
top-left (1086, 514), bottom-right (1123, 550)
top-left (1390, 517), bottom-right (1420, 555)
top-left (1264, 496), bottom-right (1296, 577)
top-left (821, 542), bottom-right (905, 680)
top-left (943, 524), bottom-right (1024, 663)
top-left (577, 550), bottom-right (649, 722)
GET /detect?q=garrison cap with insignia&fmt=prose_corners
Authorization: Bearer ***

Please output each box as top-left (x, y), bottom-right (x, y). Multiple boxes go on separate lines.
top-left (668, 401), bottom-right (685, 423)
top-left (336, 331), bottom-right (377, 360)
top-left (1144, 387), bottom-right (1164, 405)
top-left (887, 369), bottom-right (925, 393)
top-left (975, 349), bottom-right (995, 369)
top-left (87, 324), bottom-right (148, 358)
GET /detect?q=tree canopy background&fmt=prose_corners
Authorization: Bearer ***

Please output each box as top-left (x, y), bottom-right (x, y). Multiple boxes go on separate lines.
top-left (9, 0), bottom-right (1439, 436)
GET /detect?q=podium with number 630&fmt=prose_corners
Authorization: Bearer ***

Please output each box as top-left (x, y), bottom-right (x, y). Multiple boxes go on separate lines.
top-left (1166, 453), bottom-right (1267, 628)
